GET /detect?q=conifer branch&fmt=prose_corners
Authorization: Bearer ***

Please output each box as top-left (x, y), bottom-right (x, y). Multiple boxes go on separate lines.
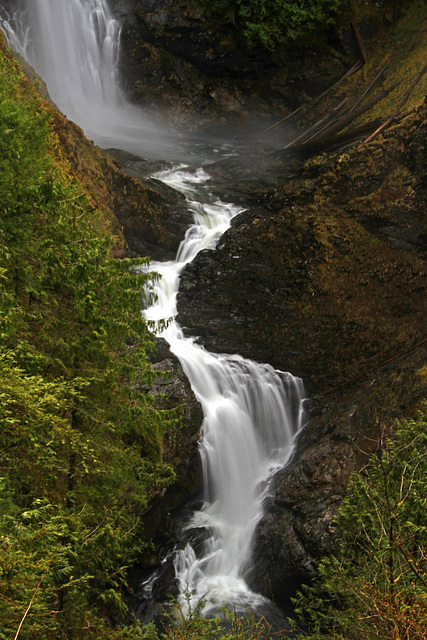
top-left (14, 548), bottom-right (57, 640)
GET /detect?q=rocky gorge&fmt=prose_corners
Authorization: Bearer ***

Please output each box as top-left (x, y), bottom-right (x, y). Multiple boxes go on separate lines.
top-left (1, 0), bottom-right (425, 627)
top-left (106, 0), bottom-right (427, 613)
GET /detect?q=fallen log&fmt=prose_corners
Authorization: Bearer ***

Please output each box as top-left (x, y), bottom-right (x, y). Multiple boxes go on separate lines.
top-left (306, 88), bottom-right (390, 145)
top-left (282, 86), bottom-right (391, 152)
top-left (263, 59), bottom-right (362, 133)
top-left (349, 60), bottom-right (390, 113)
top-left (274, 119), bottom-right (382, 158)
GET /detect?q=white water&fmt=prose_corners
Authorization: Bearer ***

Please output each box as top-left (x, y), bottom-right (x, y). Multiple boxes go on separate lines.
top-left (1, 0), bottom-right (306, 616)
top-left (142, 168), bottom-right (306, 615)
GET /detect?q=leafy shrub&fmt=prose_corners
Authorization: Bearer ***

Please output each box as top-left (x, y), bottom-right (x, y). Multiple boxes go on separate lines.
top-left (292, 406), bottom-right (427, 639)
top-left (155, 597), bottom-right (274, 640)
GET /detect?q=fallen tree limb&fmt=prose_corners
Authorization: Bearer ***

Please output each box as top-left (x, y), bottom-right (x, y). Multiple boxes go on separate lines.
top-left (281, 65), bottom-right (394, 152)
top-left (283, 97), bottom-right (349, 149)
top-left (274, 119), bottom-right (382, 158)
top-left (282, 87), bottom-right (389, 152)
top-left (307, 88), bottom-right (391, 145)
top-left (296, 120), bottom-right (382, 155)
top-left (360, 62), bottom-right (427, 146)
top-left (349, 59), bottom-right (391, 113)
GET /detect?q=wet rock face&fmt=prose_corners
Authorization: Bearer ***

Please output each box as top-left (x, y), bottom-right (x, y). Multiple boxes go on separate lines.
top-left (110, 0), bottom-right (347, 127)
top-left (176, 204), bottom-right (319, 373)
top-left (149, 339), bottom-right (203, 496)
top-left (135, 339), bottom-right (203, 560)
top-left (104, 149), bottom-right (194, 260)
top-left (177, 102), bottom-right (427, 394)
top-left (51, 114), bottom-right (193, 261)
top-left (118, 0), bottom-right (256, 76)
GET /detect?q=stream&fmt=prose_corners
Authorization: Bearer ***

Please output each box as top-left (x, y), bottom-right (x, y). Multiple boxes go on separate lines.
top-left (1, 0), bottom-right (306, 624)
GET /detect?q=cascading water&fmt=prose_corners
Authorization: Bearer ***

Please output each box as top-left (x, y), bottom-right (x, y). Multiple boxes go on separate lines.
top-left (0, 3), bottom-right (30, 57)
top-left (0, 0), bottom-right (306, 618)
top-left (21, 0), bottom-right (121, 111)
top-left (141, 167), bottom-right (306, 615)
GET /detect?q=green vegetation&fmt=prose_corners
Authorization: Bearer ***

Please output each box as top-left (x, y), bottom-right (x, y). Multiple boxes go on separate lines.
top-left (197, 1), bottom-right (418, 51)
top-left (197, 0), bottom-right (346, 50)
top-left (1, 3), bottom-right (425, 637)
top-left (292, 407), bottom-right (427, 639)
top-left (0, 38), bottom-right (181, 639)
top-left (134, 599), bottom-right (276, 640)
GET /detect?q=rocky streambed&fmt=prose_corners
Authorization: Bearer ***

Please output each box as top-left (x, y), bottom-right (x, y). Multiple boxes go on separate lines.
top-left (1, 0), bottom-right (425, 627)
top-left (173, 104), bottom-right (426, 608)
top-left (113, 98), bottom-right (426, 614)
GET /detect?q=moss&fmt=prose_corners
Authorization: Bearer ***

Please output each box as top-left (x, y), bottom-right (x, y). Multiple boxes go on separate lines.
top-left (417, 365), bottom-right (427, 383)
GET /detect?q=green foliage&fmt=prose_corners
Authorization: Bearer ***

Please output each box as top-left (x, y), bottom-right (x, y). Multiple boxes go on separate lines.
top-left (292, 407), bottom-right (427, 639)
top-left (150, 596), bottom-right (274, 640)
top-left (197, 0), bottom-right (347, 50)
top-left (0, 42), bottom-right (181, 639)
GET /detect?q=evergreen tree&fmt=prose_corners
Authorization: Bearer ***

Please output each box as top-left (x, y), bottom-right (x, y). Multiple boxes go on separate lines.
top-left (0, 36), bottom-right (181, 639)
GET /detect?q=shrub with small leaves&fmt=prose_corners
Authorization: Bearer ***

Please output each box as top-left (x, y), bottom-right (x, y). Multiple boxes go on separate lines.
top-left (197, 0), bottom-right (347, 50)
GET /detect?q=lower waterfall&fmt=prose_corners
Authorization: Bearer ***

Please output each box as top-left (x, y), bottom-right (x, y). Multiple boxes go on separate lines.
top-left (141, 167), bottom-right (306, 615)
top-left (0, 0), bottom-right (306, 618)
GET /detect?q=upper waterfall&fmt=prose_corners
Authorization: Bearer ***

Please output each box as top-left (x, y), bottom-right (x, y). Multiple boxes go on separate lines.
top-left (24, 0), bottom-right (122, 112)
top-left (0, 0), bottom-right (185, 160)
top-left (1, 0), bottom-right (122, 119)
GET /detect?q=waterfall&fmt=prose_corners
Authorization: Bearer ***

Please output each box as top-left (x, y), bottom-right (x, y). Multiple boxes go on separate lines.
top-left (142, 167), bottom-right (306, 615)
top-left (0, 3), bottom-right (31, 58)
top-left (1, 1), bottom-right (121, 116)
top-left (26, 0), bottom-right (120, 111)
top-left (0, 0), bottom-right (183, 159)
top-left (0, 0), bottom-right (306, 617)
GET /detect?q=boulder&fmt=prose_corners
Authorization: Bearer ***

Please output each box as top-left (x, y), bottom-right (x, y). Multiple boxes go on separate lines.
top-left (177, 102), bottom-right (427, 394)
